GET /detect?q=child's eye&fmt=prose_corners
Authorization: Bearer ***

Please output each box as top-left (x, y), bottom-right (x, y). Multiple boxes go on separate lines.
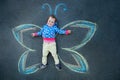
top-left (51, 21), bottom-right (54, 23)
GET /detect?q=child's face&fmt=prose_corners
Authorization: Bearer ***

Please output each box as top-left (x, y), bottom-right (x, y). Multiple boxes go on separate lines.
top-left (47, 16), bottom-right (56, 27)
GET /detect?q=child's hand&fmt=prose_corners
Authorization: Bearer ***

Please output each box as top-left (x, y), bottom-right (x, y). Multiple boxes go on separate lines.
top-left (31, 33), bottom-right (37, 37)
top-left (68, 30), bottom-right (71, 34)
top-left (66, 30), bottom-right (71, 35)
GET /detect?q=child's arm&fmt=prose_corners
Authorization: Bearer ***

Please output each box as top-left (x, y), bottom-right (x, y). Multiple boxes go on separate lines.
top-left (55, 26), bottom-right (71, 35)
top-left (32, 28), bottom-right (44, 37)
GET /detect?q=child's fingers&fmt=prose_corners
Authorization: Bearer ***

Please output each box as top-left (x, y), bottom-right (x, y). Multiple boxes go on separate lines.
top-left (68, 30), bottom-right (71, 34)
top-left (31, 33), bottom-right (35, 37)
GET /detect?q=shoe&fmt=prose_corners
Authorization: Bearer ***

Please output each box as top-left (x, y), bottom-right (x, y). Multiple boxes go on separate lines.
top-left (40, 64), bottom-right (46, 69)
top-left (55, 64), bottom-right (61, 70)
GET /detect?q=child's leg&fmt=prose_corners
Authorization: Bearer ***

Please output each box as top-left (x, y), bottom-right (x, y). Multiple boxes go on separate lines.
top-left (42, 43), bottom-right (49, 65)
top-left (49, 42), bottom-right (59, 65)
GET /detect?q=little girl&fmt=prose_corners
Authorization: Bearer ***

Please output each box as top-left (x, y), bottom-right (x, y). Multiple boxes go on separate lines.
top-left (32, 15), bottom-right (71, 70)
